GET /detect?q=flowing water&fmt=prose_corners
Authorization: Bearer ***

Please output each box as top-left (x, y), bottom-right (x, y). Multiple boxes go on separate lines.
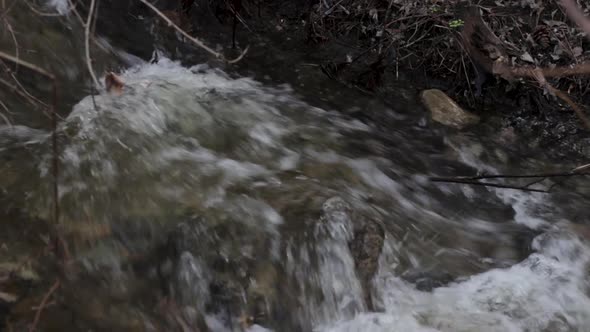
top-left (2, 5), bottom-right (590, 330)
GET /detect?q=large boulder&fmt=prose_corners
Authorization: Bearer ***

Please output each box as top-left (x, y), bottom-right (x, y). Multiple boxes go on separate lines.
top-left (420, 89), bottom-right (480, 129)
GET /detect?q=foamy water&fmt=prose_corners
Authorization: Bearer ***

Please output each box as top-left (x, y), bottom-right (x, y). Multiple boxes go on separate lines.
top-left (324, 229), bottom-right (590, 332)
top-left (45, 0), bottom-right (69, 14)
top-left (4, 56), bottom-right (589, 331)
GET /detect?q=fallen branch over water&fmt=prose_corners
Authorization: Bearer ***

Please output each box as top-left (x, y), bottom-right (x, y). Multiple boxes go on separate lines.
top-left (429, 178), bottom-right (550, 193)
top-left (430, 165), bottom-right (590, 193)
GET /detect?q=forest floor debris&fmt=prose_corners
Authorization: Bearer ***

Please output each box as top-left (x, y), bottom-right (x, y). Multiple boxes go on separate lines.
top-left (304, 0), bottom-right (590, 103)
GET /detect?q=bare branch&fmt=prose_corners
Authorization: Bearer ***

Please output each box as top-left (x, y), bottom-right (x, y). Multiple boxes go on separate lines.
top-left (430, 177), bottom-right (550, 193)
top-left (431, 171), bottom-right (589, 181)
top-left (0, 50), bottom-right (63, 262)
top-left (29, 279), bottom-right (60, 332)
top-left (560, 0), bottom-right (590, 39)
top-left (573, 163), bottom-right (590, 172)
top-left (85, 0), bottom-right (100, 88)
top-left (0, 50), bottom-right (54, 79)
top-left (529, 67), bottom-right (590, 130)
top-left (137, 0), bottom-right (248, 64)
top-left (0, 77), bottom-right (48, 112)
top-left (430, 167), bottom-right (590, 193)
top-left (3, 20), bottom-right (19, 72)
top-left (0, 108), bottom-right (12, 126)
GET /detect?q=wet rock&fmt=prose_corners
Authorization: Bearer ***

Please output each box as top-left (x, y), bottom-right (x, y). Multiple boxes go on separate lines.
top-left (420, 89), bottom-right (480, 129)
top-left (152, 219), bottom-right (281, 330)
top-left (400, 270), bottom-right (454, 292)
top-left (349, 218), bottom-right (385, 310)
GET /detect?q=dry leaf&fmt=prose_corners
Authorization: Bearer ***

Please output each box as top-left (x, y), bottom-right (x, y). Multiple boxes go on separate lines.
top-left (105, 72), bottom-right (125, 95)
top-left (238, 313), bottom-right (254, 330)
top-left (520, 52), bottom-right (535, 63)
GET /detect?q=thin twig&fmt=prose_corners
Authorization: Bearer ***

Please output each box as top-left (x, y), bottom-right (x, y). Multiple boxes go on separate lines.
top-left (530, 67), bottom-right (590, 129)
top-left (523, 177), bottom-right (547, 188)
top-left (430, 178), bottom-right (549, 193)
top-left (0, 49), bottom-right (66, 262)
top-left (1, 67), bottom-right (50, 108)
top-left (0, 98), bottom-right (12, 114)
top-left (0, 111), bottom-right (11, 126)
top-left (573, 163), bottom-right (590, 172)
top-left (31, 301), bottom-right (57, 311)
top-left (430, 167), bottom-right (590, 193)
top-left (0, 98), bottom-right (11, 125)
top-left (85, 0), bottom-right (100, 88)
top-left (137, 0), bottom-right (248, 64)
top-left (0, 78), bottom-right (50, 116)
top-left (4, 21), bottom-right (18, 72)
top-left (431, 171), bottom-right (589, 181)
top-left (64, 0), bottom-right (111, 57)
top-left (0, 51), bottom-right (54, 78)
top-left (29, 279), bottom-right (60, 332)
top-left (560, 0), bottom-right (590, 39)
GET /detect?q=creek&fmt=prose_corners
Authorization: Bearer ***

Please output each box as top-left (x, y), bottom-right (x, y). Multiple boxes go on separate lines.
top-left (1, 1), bottom-right (589, 331)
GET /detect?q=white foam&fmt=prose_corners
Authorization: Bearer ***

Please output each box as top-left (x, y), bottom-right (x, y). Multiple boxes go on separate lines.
top-left (321, 229), bottom-right (590, 332)
top-left (45, 0), bottom-right (69, 14)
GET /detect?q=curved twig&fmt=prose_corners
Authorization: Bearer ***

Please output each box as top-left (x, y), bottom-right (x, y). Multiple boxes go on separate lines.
top-left (29, 279), bottom-right (60, 332)
top-left (85, 0), bottom-right (100, 88)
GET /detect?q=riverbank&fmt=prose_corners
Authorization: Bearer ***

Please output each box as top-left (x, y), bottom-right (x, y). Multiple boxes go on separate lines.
top-left (250, 0), bottom-right (590, 159)
top-left (98, 0), bottom-right (590, 159)
top-left (2, 0), bottom-right (589, 159)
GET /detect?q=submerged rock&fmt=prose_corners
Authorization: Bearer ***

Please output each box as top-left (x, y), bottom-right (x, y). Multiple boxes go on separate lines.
top-left (400, 269), bottom-right (454, 292)
top-left (420, 89), bottom-right (480, 129)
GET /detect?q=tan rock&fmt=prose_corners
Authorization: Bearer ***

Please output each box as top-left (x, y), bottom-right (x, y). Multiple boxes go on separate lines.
top-left (420, 89), bottom-right (480, 129)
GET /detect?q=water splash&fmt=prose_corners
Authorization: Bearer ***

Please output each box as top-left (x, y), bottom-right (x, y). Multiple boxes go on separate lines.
top-left (46, 0), bottom-right (70, 14)
top-left (5, 56), bottom-right (589, 332)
